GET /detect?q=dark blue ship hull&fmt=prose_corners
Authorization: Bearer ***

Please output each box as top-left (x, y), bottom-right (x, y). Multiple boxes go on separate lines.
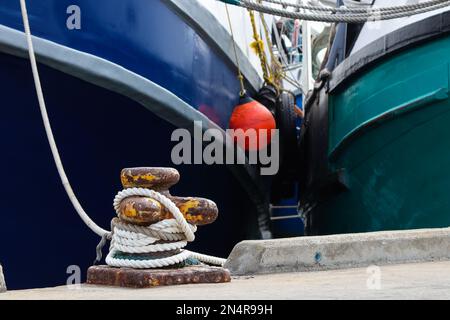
top-left (0, 0), bottom-right (268, 289)
top-left (0, 0), bottom-right (244, 127)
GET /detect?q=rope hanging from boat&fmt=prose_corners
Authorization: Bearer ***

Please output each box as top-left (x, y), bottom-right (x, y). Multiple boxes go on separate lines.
top-left (218, 0), bottom-right (450, 23)
top-left (225, 3), bottom-right (247, 97)
top-left (19, 0), bottom-right (225, 267)
top-left (258, 6), bottom-right (284, 91)
top-left (19, 0), bottom-right (109, 238)
top-left (257, 5), bottom-right (303, 92)
top-left (248, 9), bottom-right (273, 86)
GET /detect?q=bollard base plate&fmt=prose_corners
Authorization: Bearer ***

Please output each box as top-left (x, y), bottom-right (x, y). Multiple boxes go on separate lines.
top-left (87, 265), bottom-right (231, 288)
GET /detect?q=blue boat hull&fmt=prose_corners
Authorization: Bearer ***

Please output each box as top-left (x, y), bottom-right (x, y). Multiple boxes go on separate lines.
top-left (0, 0), bottom-right (242, 127)
top-left (0, 0), bottom-right (268, 289)
top-left (0, 52), bottom-right (262, 289)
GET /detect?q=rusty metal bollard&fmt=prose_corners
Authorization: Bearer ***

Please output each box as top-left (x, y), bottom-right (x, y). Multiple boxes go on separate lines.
top-left (118, 168), bottom-right (219, 227)
top-left (87, 168), bottom-right (230, 288)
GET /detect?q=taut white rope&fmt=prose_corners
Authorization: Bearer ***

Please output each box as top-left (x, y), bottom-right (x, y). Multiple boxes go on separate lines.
top-left (20, 0), bottom-right (226, 267)
top-left (232, 0), bottom-right (450, 23)
top-left (20, 0), bottom-right (109, 237)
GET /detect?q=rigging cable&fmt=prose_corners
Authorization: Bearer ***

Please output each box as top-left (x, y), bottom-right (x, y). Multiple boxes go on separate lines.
top-left (218, 0), bottom-right (450, 23)
top-left (258, 0), bottom-right (448, 14)
top-left (225, 3), bottom-right (247, 96)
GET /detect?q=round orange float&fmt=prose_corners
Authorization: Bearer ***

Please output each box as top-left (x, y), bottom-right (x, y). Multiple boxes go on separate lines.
top-left (229, 95), bottom-right (276, 151)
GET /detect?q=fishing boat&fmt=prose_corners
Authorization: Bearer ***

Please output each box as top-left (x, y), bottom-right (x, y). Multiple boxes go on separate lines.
top-left (0, 0), bottom-right (309, 289)
top-left (3, 0), bottom-right (445, 291)
top-left (300, 0), bottom-right (450, 235)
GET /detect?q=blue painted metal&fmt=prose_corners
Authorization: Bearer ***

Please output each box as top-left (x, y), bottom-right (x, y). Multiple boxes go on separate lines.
top-left (0, 0), bottom-right (240, 128)
top-left (0, 0), bottom-right (269, 290)
top-left (271, 184), bottom-right (304, 238)
top-left (0, 0), bottom-right (309, 290)
top-left (0, 52), bottom-right (257, 289)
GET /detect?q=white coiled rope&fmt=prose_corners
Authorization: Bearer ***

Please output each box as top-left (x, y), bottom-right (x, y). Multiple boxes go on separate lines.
top-left (106, 188), bottom-right (226, 268)
top-left (113, 189), bottom-right (196, 242)
top-left (20, 0), bottom-right (226, 268)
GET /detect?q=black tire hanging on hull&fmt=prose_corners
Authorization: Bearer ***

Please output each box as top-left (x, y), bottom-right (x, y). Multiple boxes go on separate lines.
top-left (271, 91), bottom-right (299, 202)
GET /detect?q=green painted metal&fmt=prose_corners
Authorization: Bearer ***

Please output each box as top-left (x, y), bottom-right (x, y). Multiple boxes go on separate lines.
top-left (314, 35), bottom-right (450, 235)
top-left (217, 0), bottom-right (241, 6)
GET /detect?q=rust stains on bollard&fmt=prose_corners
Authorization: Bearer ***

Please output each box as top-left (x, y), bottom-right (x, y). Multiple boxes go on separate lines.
top-left (118, 196), bottom-right (163, 225)
top-left (118, 196), bottom-right (218, 226)
top-left (121, 167), bottom-right (180, 190)
top-left (87, 265), bottom-right (231, 288)
top-left (169, 196), bottom-right (218, 226)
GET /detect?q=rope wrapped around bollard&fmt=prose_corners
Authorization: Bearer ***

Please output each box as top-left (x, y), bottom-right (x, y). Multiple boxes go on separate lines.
top-left (104, 168), bottom-right (226, 269)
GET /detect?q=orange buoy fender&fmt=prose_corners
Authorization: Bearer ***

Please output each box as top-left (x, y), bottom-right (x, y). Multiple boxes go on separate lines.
top-left (229, 94), bottom-right (276, 151)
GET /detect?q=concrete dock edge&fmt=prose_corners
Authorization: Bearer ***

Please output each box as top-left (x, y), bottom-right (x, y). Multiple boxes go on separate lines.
top-left (224, 228), bottom-right (450, 275)
top-left (0, 264), bottom-right (6, 293)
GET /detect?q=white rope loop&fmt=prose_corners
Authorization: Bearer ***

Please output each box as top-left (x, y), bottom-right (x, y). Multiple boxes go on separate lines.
top-left (113, 240), bottom-right (188, 254)
top-left (106, 249), bottom-right (192, 269)
top-left (113, 188), bottom-right (196, 241)
top-left (108, 188), bottom-right (226, 268)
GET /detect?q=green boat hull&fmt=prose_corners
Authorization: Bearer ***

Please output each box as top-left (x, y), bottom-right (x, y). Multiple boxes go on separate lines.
top-left (306, 33), bottom-right (450, 235)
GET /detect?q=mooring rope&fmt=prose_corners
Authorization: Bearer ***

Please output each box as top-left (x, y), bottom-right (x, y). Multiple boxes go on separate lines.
top-left (19, 0), bottom-right (109, 237)
top-left (225, 3), bottom-right (247, 97)
top-left (220, 0), bottom-right (450, 23)
top-left (259, 0), bottom-right (447, 14)
top-left (20, 0), bottom-right (226, 267)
